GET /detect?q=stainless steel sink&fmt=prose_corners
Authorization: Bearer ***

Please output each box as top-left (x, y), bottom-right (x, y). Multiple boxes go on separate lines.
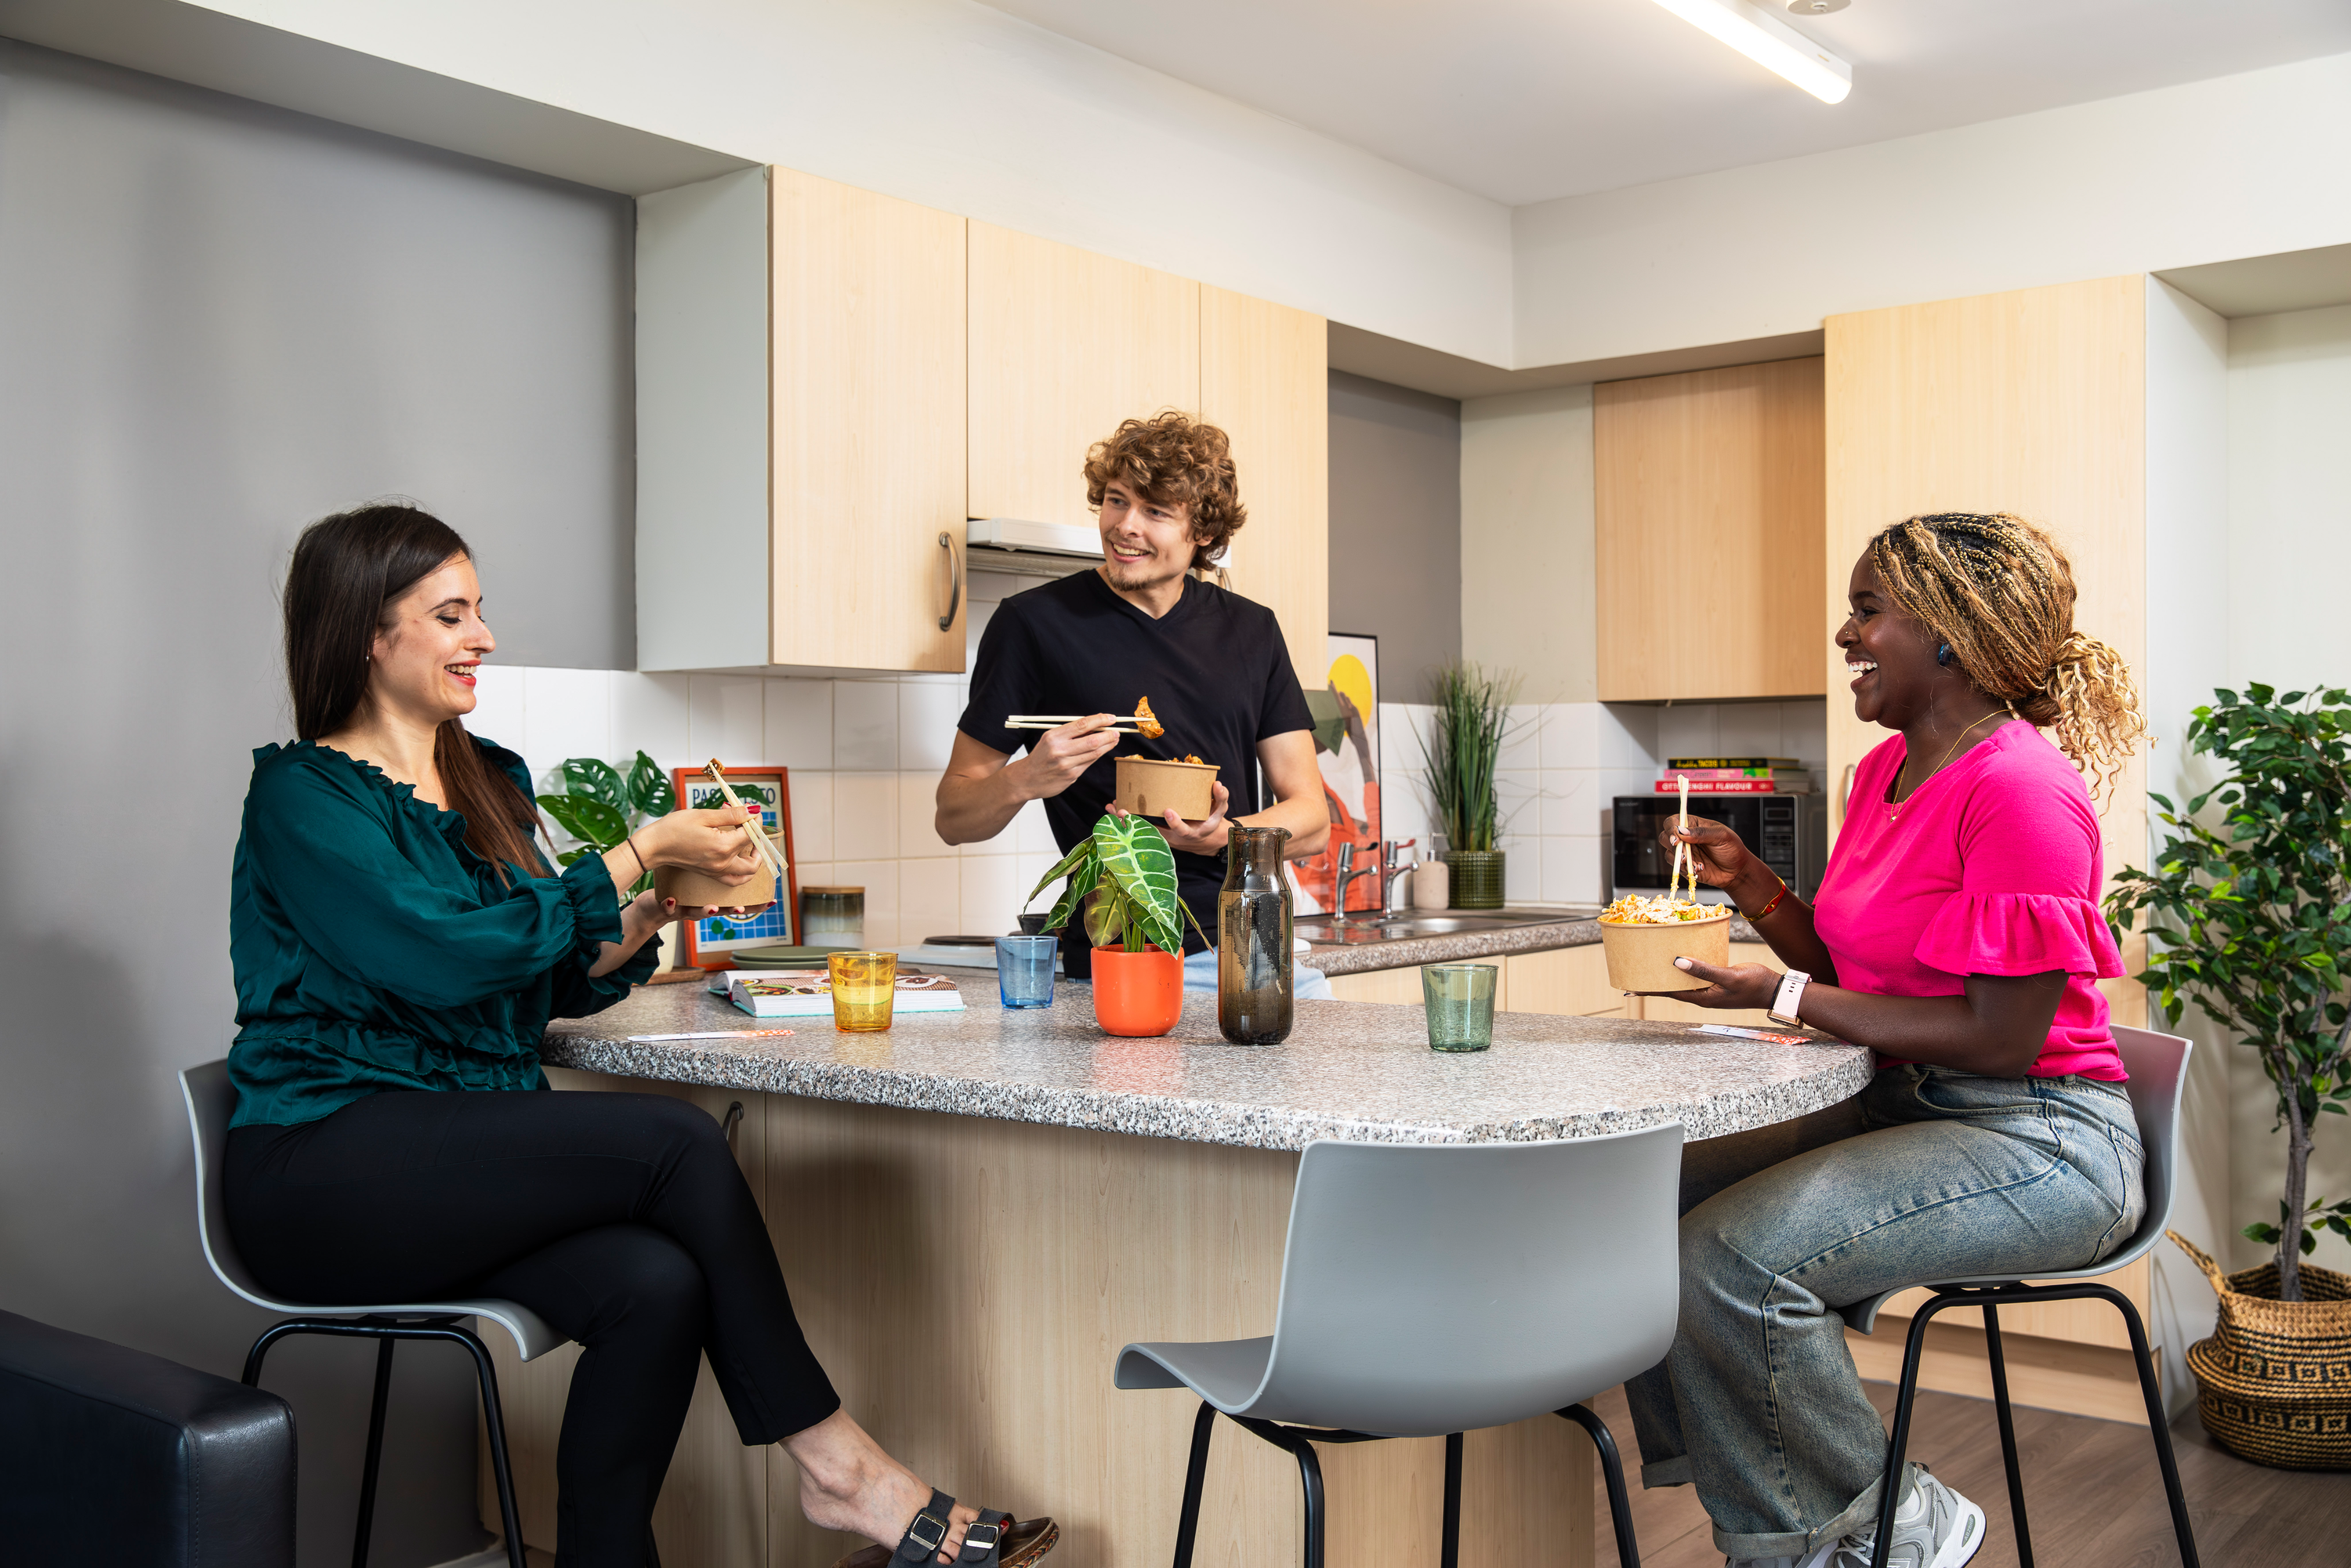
top-left (1367, 916), bottom-right (1510, 935)
top-left (1295, 908), bottom-right (1584, 945)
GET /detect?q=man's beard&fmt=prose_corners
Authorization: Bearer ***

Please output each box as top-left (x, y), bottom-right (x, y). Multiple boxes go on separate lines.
top-left (1099, 549), bottom-right (1186, 590)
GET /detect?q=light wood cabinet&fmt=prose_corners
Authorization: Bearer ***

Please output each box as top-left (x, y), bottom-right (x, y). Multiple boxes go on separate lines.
top-left (967, 223), bottom-right (1199, 531)
top-left (1502, 943), bottom-right (1624, 1018)
top-left (1823, 276), bottom-right (2148, 1025)
top-left (640, 178), bottom-right (1331, 679)
top-left (1201, 286), bottom-right (1330, 688)
top-left (1596, 359), bottom-right (1826, 702)
top-left (1823, 274), bottom-right (2177, 1418)
top-left (638, 165), bottom-right (968, 675)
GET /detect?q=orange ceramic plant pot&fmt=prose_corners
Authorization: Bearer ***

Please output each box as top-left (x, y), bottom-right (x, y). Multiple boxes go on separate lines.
top-left (1091, 946), bottom-right (1186, 1037)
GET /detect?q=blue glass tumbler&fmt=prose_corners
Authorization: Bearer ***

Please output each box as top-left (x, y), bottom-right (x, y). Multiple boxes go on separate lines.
top-left (996, 935), bottom-right (1058, 1009)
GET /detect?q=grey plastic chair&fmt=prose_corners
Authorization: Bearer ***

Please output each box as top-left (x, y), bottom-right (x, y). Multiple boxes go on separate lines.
top-left (1116, 1123), bottom-right (1685, 1568)
top-left (182, 1060), bottom-right (563, 1568)
top-left (1840, 1025), bottom-right (2200, 1568)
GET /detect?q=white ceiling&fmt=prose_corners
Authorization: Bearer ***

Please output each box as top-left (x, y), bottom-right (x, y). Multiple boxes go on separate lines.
top-left (980, 0), bottom-right (2351, 206)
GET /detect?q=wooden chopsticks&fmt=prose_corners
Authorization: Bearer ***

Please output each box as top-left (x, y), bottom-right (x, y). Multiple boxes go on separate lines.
top-left (704, 760), bottom-right (789, 883)
top-left (1005, 715), bottom-right (1148, 732)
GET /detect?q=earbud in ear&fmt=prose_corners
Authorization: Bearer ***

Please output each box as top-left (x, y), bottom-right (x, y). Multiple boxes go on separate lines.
top-left (1936, 643), bottom-right (1954, 667)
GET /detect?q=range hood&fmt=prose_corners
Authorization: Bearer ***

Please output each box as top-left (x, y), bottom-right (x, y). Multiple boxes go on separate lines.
top-left (964, 518), bottom-right (1103, 578)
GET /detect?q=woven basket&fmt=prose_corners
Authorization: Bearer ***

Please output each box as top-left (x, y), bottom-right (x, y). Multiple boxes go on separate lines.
top-left (2171, 1230), bottom-right (2351, 1469)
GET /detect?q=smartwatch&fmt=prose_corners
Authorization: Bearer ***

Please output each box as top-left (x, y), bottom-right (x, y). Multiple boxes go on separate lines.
top-left (1768, 969), bottom-right (1811, 1027)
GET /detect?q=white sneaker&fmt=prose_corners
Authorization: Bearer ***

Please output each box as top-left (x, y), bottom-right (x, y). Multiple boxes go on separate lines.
top-left (1826, 1466), bottom-right (1985, 1568)
top-left (1725, 1544), bottom-right (1839, 1568)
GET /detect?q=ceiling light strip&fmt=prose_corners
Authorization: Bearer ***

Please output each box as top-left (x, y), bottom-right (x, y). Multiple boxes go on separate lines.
top-left (1648, 0), bottom-right (1853, 104)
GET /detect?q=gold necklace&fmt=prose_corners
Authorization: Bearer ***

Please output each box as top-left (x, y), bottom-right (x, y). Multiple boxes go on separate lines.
top-left (1888, 708), bottom-right (2009, 820)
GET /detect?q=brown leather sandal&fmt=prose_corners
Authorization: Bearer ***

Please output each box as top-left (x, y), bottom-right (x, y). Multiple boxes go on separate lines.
top-left (830, 1490), bottom-right (1059, 1568)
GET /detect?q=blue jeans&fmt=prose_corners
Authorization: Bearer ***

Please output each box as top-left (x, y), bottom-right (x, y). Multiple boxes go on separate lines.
top-left (1625, 1064), bottom-right (2146, 1559)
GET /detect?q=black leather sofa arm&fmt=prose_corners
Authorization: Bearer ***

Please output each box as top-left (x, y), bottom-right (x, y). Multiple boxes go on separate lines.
top-left (0, 1307), bottom-right (295, 1566)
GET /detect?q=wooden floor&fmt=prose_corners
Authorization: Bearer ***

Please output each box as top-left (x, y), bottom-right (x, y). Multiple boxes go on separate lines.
top-left (1587, 1382), bottom-right (2349, 1568)
top-left (512, 1380), bottom-right (2346, 1568)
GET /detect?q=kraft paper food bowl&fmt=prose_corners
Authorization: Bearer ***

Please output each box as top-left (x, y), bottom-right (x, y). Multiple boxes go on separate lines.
top-left (1599, 910), bottom-right (1731, 993)
top-left (654, 864), bottom-right (775, 914)
top-left (1115, 757), bottom-right (1219, 822)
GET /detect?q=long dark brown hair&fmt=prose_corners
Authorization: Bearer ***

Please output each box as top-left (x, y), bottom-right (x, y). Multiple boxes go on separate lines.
top-left (284, 503), bottom-right (545, 880)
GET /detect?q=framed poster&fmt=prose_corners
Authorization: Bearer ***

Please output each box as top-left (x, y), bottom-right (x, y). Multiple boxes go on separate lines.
top-left (1295, 632), bottom-right (1382, 916)
top-left (670, 766), bottom-right (800, 967)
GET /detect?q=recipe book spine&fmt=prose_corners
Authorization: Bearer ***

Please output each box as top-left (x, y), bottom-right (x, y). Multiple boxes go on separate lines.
top-left (1652, 780), bottom-right (1814, 794)
top-left (1664, 767), bottom-right (1809, 781)
top-left (1665, 756), bottom-right (1799, 770)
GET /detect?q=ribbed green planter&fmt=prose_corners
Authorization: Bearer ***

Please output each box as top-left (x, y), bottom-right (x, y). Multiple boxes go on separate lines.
top-left (1442, 850), bottom-right (1506, 911)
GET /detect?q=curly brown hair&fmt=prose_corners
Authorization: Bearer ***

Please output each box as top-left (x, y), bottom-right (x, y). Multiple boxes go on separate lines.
top-left (1082, 410), bottom-right (1246, 570)
top-left (1867, 512), bottom-right (2146, 795)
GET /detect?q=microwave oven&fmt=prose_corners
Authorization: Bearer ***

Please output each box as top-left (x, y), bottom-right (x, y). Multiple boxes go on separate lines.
top-left (1610, 792), bottom-right (1828, 902)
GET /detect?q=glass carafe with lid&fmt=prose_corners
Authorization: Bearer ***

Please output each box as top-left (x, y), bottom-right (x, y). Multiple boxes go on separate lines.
top-left (1217, 824), bottom-right (1294, 1045)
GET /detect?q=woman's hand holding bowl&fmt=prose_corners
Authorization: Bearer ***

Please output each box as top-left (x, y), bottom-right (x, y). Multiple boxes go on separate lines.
top-left (1654, 818), bottom-right (1784, 1010)
top-left (641, 806), bottom-right (765, 918)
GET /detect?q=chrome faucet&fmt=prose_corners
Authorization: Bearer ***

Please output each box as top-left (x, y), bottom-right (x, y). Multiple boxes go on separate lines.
top-left (1333, 838), bottom-right (1418, 922)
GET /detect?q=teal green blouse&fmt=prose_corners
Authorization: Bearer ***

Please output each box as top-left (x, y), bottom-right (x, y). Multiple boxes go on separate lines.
top-left (226, 737), bottom-right (657, 1128)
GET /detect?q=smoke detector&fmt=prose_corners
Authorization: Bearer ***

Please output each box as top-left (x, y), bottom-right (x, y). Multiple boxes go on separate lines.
top-left (1788, 0), bottom-right (1848, 13)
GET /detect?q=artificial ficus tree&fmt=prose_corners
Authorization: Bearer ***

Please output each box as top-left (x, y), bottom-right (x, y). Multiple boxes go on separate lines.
top-left (2106, 686), bottom-right (2351, 1301)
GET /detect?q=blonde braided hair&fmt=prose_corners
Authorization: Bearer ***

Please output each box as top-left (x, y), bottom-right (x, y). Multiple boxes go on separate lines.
top-left (1867, 512), bottom-right (2146, 796)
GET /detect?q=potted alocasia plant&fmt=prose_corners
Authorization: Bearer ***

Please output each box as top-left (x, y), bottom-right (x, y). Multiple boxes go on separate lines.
top-left (2105, 683), bottom-right (2351, 1467)
top-left (1026, 813), bottom-right (1205, 1037)
top-left (1420, 661), bottom-right (1521, 910)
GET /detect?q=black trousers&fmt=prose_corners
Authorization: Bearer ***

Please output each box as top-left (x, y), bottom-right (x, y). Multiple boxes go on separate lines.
top-left (226, 1088), bottom-right (841, 1566)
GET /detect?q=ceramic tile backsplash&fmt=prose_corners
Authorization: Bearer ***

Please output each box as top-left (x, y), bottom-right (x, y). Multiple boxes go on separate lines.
top-left (476, 659), bottom-right (1831, 944)
top-left (1375, 697), bottom-right (1827, 907)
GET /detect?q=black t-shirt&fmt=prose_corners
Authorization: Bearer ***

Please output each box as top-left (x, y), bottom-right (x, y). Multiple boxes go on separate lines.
top-left (958, 570), bottom-right (1314, 952)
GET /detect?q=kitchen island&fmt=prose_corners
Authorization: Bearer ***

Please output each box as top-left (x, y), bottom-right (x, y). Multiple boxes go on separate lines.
top-left (486, 980), bottom-right (1868, 1567)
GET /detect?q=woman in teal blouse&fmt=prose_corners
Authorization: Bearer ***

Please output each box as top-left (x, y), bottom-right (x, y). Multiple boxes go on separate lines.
top-left (226, 505), bottom-right (1056, 1568)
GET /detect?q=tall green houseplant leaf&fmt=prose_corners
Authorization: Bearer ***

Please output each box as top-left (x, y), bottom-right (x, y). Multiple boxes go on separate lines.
top-left (2106, 684), bottom-right (2351, 1302)
top-left (1419, 662), bottom-right (1521, 853)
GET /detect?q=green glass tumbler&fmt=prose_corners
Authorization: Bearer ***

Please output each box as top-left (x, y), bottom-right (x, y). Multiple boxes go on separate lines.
top-left (1421, 963), bottom-right (1498, 1052)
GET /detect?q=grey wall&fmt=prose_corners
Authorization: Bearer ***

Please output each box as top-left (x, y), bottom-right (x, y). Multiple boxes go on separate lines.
top-left (0, 39), bottom-right (633, 1566)
top-left (1328, 370), bottom-right (1462, 702)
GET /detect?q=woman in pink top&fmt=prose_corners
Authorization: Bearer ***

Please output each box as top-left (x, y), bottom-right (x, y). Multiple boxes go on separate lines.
top-left (1623, 514), bottom-right (2150, 1568)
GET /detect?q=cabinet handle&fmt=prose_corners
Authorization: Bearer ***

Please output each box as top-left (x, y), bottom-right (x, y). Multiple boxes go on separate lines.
top-left (1835, 763), bottom-right (1857, 831)
top-left (937, 531), bottom-right (963, 632)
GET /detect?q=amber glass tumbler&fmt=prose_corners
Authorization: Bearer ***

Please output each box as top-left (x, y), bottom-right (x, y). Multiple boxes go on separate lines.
top-left (828, 951), bottom-right (896, 1032)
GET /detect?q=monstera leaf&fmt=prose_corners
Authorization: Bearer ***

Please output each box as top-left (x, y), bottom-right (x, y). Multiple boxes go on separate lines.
top-left (562, 757), bottom-right (629, 815)
top-left (625, 751), bottom-right (674, 817)
top-left (1092, 813), bottom-right (1183, 955)
top-left (538, 791), bottom-right (628, 849)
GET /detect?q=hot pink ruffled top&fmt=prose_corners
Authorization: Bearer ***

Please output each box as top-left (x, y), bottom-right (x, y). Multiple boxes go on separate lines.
top-left (1813, 721), bottom-right (2126, 1081)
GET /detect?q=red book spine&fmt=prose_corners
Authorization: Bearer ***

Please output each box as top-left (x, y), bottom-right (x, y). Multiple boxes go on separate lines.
top-left (1653, 779), bottom-right (1790, 794)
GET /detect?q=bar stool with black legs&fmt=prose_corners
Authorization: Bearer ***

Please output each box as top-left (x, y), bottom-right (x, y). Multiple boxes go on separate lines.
top-left (182, 1060), bottom-right (562, 1568)
top-left (1842, 1025), bottom-right (2201, 1568)
top-left (1115, 1123), bottom-right (1684, 1568)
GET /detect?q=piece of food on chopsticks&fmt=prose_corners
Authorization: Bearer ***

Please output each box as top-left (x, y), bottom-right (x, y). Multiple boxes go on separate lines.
top-left (1601, 893), bottom-right (1726, 925)
top-left (1134, 696), bottom-right (1165, 739)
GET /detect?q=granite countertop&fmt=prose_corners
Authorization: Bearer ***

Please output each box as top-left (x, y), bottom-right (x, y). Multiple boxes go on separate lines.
top-left (545, 980), bottom-right (1867, 1152)
top-left (1307, 912), bottom-right (1761, 976)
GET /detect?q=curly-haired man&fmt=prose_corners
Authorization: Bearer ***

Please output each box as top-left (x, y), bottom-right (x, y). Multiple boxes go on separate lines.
top-left (937, 411), bottom-right (1330, 979)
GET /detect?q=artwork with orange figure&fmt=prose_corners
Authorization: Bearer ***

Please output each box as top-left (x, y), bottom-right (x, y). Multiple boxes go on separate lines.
top-left (1295, 638), bottom-right (1382, 916)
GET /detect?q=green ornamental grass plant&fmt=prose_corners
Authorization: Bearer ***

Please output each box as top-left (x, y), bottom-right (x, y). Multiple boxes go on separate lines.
top-left (1420, 662), bottom-right (1521, 853)
top-left (2106, 684), bottom-right (2351, 1302)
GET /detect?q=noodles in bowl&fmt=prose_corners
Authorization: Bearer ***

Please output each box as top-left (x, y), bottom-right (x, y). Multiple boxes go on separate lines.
top-left (1598, 893), bottom-right (1730, 992)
